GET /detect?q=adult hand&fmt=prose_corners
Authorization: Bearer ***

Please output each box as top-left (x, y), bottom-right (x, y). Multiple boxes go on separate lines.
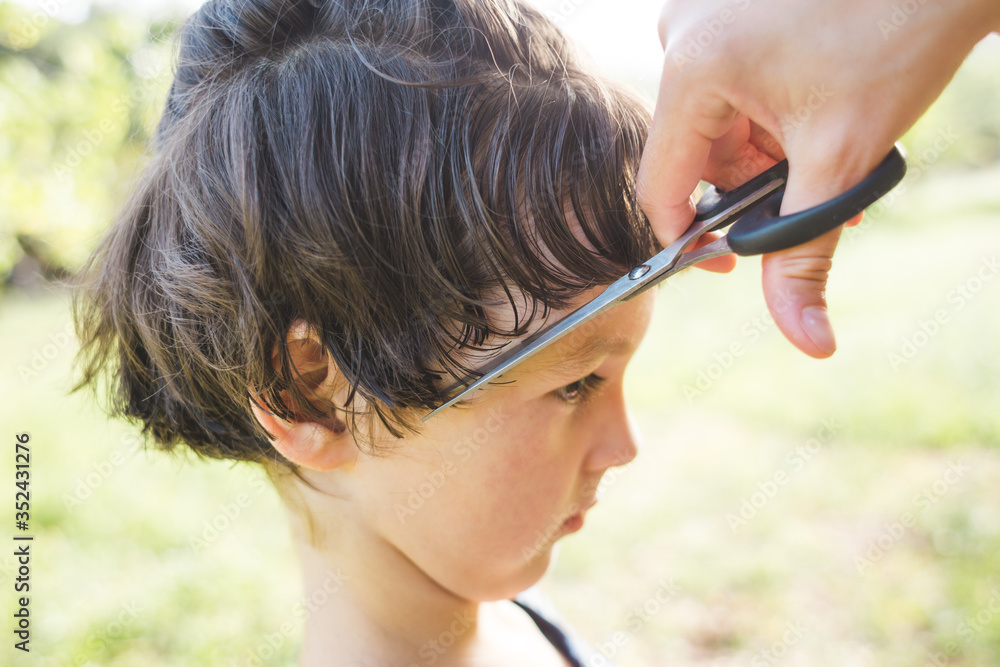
top-left (637, 0), bottom-right (999, 357)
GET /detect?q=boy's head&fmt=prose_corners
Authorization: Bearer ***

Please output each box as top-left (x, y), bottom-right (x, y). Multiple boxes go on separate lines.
top-left (74, 0), bottom-right (659, 598)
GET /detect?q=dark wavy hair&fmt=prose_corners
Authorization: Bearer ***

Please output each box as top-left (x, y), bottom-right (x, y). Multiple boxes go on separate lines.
top-left (73, 0), bottom-right (658, 475)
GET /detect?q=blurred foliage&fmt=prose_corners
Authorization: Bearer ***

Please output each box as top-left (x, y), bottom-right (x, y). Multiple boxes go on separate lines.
top-left (0, 1), bottom-right (174, 281)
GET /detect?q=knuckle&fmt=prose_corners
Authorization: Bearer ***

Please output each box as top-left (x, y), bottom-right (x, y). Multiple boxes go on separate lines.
top-left (772, 254), bottom-right (835, 284)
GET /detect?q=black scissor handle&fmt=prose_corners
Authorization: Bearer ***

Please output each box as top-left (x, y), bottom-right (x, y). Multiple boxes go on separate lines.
top-left (693, 144), bottom-right (907, 256)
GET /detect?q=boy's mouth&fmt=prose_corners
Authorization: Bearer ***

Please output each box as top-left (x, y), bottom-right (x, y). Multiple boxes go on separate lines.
top-left (560, 497), bottom-right (598, 535)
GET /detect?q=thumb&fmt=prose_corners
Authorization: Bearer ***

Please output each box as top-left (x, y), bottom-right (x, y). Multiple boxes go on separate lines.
top-left (761, 226), bottom-right (842, 359)
top-left (760, 155), bottom-right (870, 358)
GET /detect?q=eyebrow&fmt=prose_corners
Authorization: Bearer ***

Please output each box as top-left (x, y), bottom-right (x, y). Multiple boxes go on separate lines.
top-left (522, 332), bottom-right (635, 383)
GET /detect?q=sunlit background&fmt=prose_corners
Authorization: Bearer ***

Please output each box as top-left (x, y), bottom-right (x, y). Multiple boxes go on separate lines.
top-left (1, 0), bottom-right (999, 665)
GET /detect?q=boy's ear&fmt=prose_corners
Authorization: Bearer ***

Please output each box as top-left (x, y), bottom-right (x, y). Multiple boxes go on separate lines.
top-left (249, 320), bottom-right (358, 472)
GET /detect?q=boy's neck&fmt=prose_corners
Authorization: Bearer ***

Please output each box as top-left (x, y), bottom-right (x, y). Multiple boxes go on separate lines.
top-left (294, 531), bottom-right (481, 665)
top-left (291, 529), bottom-right (570, 667)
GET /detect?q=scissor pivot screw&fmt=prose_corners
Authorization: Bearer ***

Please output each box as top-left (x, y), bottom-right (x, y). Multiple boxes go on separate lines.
top-left (629, 264), bottom-right (651, 280)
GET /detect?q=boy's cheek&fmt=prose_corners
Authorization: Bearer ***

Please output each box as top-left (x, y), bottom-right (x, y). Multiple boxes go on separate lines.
top-left (362, 395), bottom-right (570, 534)
top-left (362, 421), bottom-right (572, 597)
top-left (478, 398), bottom-right (567, 467)
top-left (443, 415), bottom-right (554, 499)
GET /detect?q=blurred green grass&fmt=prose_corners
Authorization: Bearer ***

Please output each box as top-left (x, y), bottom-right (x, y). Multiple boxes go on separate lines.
top-left (2, 162), bottom-right (999, 667)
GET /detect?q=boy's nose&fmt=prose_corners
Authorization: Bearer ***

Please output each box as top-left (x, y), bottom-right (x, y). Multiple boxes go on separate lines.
top-left (583, 390), bottom-right (639, 473)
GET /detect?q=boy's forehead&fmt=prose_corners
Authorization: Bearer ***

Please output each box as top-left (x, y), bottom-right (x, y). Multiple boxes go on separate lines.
top-left (527, 327), bottom-right (636, 382)
top-left (434, 206), bottom-right (652, 393)
top-left (440, 282), bottom-right (652, 391)
top-left (513, 287), bottom-right (653, 381)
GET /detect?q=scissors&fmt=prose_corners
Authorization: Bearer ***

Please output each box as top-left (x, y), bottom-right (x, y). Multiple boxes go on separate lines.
top-left (421, 144), bottom-right (907, 422)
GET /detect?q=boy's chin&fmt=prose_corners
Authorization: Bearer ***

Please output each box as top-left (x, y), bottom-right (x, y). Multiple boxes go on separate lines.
top-left (457, 543), bottom-right (558, 602)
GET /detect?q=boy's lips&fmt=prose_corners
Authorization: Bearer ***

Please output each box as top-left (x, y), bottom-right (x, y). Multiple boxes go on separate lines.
top-left (571, 497), bottom-right (598, 518)
top-left (560, 497), bottom-right (598, 535)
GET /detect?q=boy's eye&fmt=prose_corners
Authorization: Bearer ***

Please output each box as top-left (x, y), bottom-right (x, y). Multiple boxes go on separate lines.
top-left (553, 373), bottom-right (607, 405)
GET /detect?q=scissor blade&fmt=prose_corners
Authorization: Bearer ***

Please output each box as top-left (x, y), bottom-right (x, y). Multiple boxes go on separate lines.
top-left (669, 236), bottom-right (734, 273)
top-left (421, 224), bottom-right (711, 423)
top-left (419, 273), bottom-right (638, 421)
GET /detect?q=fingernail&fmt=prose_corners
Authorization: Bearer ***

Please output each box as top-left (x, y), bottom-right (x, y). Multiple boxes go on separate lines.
top-left (801, 305), bottom-right (836, 356)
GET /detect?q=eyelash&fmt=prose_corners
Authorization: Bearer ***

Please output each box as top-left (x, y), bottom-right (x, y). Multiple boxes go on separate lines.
top-left (553, 373), bottom-right (607, 406)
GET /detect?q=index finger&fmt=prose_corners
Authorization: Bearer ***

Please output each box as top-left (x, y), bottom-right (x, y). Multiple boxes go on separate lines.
top-left (636, 62), bottom-right (735, 246)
